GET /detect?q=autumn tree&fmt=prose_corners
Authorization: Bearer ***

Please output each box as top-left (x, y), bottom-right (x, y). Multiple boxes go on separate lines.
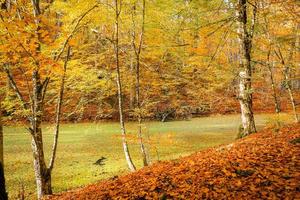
top-left (0, 2), bottom-right (7, 198)
top-left (0, 1), bottom-right (96, 198)
top-left (259, 0), bottom-right (299, 122)
top-left (131, 0), bottom-right (148, 166)
top-left (113, 0), bottom-right (136, 171)
top-left (236, 0), bottom-right (257, 136)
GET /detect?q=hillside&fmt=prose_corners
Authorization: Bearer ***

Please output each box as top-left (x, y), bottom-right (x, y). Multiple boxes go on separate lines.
top-left (46, 123), bottom-right (300, 200)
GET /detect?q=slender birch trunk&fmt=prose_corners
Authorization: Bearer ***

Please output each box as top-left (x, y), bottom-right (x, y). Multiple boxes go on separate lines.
top-left (236, 0), bottom-right (257, 137)
top-left (132, 0), bottom-right (148, 167)
top-left (285, 70), bottom-right (299, 123)
top-left (275, 43), bottom-right (299, 123)
top-left (262, 13), bottom-right (281, 114)
top-left (49, 46), bottom-right (71, 172)
top-left (114, 0), bottom-right (136, 172)
top-left (267, 49), bottom-right (281, 113)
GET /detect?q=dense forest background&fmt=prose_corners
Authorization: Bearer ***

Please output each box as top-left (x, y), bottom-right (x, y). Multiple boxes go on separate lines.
top-left (1, 0), bottom-right (299, 124)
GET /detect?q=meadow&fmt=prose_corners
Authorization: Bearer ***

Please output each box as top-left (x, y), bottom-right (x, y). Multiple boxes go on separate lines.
top-left (3, 113), bottom-right (292, 199)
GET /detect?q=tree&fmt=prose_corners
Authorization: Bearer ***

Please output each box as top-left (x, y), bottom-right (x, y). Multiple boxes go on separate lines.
top-left (114, 0), bottom-right (136, 172)
top-left (274, 38), bottom-right (299, 123)
top-left (131, 0), bottom-right (149, 166)
top-left (0, 3), bottom-right (8, 198)
top-left (236, 0), bottom-right (257, 137)
top-left (0, 1), bottom-right (96, 198)
top-left (0, 100), bottom-right (8, 200)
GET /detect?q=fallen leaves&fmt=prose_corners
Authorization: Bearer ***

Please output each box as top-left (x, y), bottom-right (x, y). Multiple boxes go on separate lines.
top-left (46, 123), bottom-right (300, 200)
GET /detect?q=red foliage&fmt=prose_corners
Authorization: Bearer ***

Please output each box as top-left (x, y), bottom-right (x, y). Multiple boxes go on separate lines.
top-left (46, 124), bottom-right (300, 199)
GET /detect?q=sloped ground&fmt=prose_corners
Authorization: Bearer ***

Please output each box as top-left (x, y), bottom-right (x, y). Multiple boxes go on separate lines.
top-left (46, 124), bottom-right (300, 200)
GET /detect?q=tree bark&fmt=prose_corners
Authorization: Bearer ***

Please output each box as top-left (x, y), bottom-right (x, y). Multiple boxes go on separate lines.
top-left (30, 1), bottom-right (53, 198)
top-left (49, 46), bottom-right (71, 172)
top-left (285, 71), bottom-right (299, 123)
top-left (114, 0), bottom-right (136, 172)
top-left (0, 102), bottom-right (8, 200)
top-left (267, 49), bottom-right (281, 113)
top-left (132, 0), bottom-right (148, 167)
top-left (275, 44), bottom-right (299, 123)
top-left (236, 0), bottom-right (257, 136)
top-left (31, 71), bottom-right (52, 199)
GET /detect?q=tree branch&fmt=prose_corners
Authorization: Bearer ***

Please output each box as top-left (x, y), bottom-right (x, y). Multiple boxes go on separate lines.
top-left (48, 46), bottom-right (71, 171)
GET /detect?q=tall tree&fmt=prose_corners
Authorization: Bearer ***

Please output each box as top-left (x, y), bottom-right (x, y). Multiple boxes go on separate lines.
top-left (266, 48), bottom-right (281, 114)
top-left (236, 0), bottom-right (257, 137)
top-left (0, 1), bottom-right (96, 198)
top-left (0, 1), bottom-right (8, 198)
top-left (114, 0), bottom-right (136, 171)
top-left (275, 40), bottom-right (299, 123)
top-left (131, 0), bottom-right (148, 166)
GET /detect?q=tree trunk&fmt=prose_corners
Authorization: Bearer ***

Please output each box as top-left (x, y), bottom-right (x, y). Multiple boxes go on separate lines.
top-left (31, 70), bottom-right (52, 199)
top-left (49, 46), bottom-right (71, 172)
top-left (114, 0), bottom-right (136, 172)
top-left (275, 40), bottom-right (299, 123)
top-left (263, 13), bottom-right (281, 114)
top-left (284, 67), bottom-right (299, 122)
top-left (238, 71), bottom-right (256, 136)
top-left (267, 49), bottom-right (281, 113)
top-left (286, 25), bottom-right (299, 123)
top-left (0, 102), bottom-right (8, 200)
top-left (129, 53), bottom-right (135, 110)
top-left (31, 130), bottom-right (52, 199)
top-left (132, 0), bottom-right (148, 167)
top-left (236, 0), bottom-right (257, 136)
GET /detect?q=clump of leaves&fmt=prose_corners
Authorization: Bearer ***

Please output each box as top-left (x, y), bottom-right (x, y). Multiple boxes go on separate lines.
top-left (289, 137), bottom-right (300, 145)
top-left (235, 169), bottom-right (255, 177)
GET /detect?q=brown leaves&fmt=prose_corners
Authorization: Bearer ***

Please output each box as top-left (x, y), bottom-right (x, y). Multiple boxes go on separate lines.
top-left (46, 124), bottom-right (300, 200)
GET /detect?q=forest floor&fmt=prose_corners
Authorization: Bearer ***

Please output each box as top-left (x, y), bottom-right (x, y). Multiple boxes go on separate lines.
top-left (46, 123), bottom-right (300, 200)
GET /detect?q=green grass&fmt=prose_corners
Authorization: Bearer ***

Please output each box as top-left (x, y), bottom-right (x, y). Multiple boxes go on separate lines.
top-left (3, 113), bottom-right (293, 199)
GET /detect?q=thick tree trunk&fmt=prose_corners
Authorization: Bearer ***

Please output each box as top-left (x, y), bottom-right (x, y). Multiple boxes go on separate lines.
top-left (236, 0), bottom-right (257, 136)
top-left (238, 71), bottom-right (256, 136)
top-left (0, 103), bottom-right (8, 200)
top-left (31, 129), bottom-right (52, 199)
top-left (30, 1), bottom-right (53, 197)
top-left (31, 70), bottom-right (52, 199)
top-left (0, 163), bottom-right (7, 200)
top-left (115, 0), bottom-right (136, 172)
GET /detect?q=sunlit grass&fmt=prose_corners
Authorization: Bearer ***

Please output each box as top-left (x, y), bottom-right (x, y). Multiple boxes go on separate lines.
top-left (3, 113), bottom-right (293, 199)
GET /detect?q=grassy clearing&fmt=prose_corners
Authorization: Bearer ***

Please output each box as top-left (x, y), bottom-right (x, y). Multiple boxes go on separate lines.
top-left (3, 113), bottom-right (293, 199)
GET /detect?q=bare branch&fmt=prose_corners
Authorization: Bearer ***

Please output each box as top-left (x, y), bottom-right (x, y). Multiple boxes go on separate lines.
top-left (3, 66), bottom-right (29, 110)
